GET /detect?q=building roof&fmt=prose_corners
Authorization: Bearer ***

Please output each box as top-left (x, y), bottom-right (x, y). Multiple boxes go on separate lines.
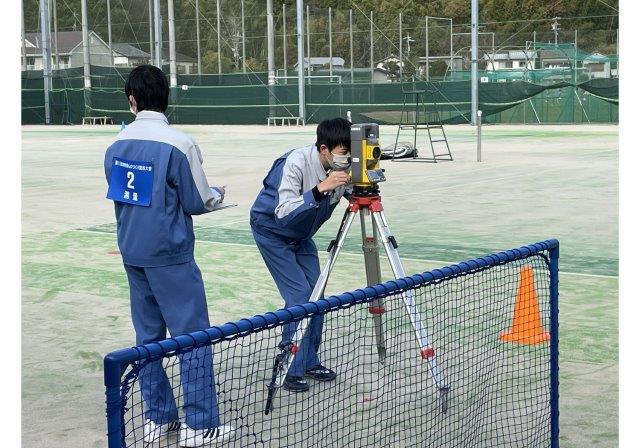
top-left (160, 49), bottom-right (196, 63)
top-left (375, 55), bottom-right (399, 64)
top-left (482, 50), bottom-right (537, 61)
top-left (24, 30), bottom-right (109, 55)
top-left (417, 55), bottom-right (463, 63)
top-left (583, 52), bottom-right (611, 63)
top-left (113, 43), bottom-right (150, 59)
top-left (294, 57), bottom-right (345, 68)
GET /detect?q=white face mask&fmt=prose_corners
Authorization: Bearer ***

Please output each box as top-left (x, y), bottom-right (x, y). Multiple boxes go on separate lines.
top-left (328, 152), bottom-right (351, 171)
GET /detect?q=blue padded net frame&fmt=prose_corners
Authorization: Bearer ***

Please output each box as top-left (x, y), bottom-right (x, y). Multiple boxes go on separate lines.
top-left (104, 239), bottom-right (559, 448)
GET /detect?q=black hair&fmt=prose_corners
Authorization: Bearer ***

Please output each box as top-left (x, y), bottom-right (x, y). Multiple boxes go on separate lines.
top-left (124, 65), bottom-right (169, 113)
top-left (315, 117), bottom-right (351, 152)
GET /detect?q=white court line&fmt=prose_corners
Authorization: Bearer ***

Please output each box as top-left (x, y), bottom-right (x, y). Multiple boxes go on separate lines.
top-left (384, 167), bottom-right (559, 199)
top-left (71, 228), bottom-right (618, 279)
top-left (196, 219), bottom-right (248, 230)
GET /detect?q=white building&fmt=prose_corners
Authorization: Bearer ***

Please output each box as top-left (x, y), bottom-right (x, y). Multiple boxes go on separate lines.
top-left (24, 30), bottom-right (111, 70)
top-left (583, 52), bottom-right (616, 79)
top-left (23, 31), bottom-right (196, 74)
top-left (482, 51), bottom-right (537, 71)
top-left (294, 57), bottom-right (346, 72)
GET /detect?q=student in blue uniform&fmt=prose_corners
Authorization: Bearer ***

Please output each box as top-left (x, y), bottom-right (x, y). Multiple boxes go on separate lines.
top-left (250, 118), bottom-right (352, 392)
top-left (104, 65), bottom-right (234, 447)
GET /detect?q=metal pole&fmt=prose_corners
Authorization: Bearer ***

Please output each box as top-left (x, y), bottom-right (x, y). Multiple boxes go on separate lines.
top-left (370, 11), bottom-right (374, 82)
top-left (398, 13), bottom-right (402, 81)
top-left (21, 0), bottom-right (27, 71)
top-left (349, 9), bottom-right (354, 83)
top-left (471, 0), bottom-right (478, 125)
top-left (39, 0), bottom-right (52, 123)
top-left (283, 3), bottom-right (287, 78)
top-left (476, 110), bottom-right (482, 162)
top-left (153, 0), bottom-right (162, 68)
top-left (533, 30), bottom-right (537, 69)
top-left (107, 0), bottom-right (113, 66)
top-left (53, 0), bottom-right (59, 69)
top-left (549, 244), bottom-right (560, 448)
top-left (328, 7), bottom-right (333, 78)
top-left (81, 0), bottom-right (90, 89)
top-left (195, 0), bottom-right (201, 75)
top-left (425, 16), bottom-right (429, 81)
top-left (296, 0), bottom-right (305, 123)
top-left (241, 0), bottom-right (246, 73)
top-left (168, 0), bottom-right (177, 87)
top-left (148, 0), bottom-right (154, 64)
top-left (306, 4), bottom-right (311, 79)
top-left (574, 29), bottom-right (578, 83)
top-left (216, 0), bottom-right (221, 74)
top-left (267, 0), bottom-right (276, 116)
top-left (492, 33), bottom-right (495, 60)
top-left (574, 29), bottom-right (578, 122)
top-left (450, 19), bottom-right (453, 73)
top-left (616, 28), bottom-right (619, 77)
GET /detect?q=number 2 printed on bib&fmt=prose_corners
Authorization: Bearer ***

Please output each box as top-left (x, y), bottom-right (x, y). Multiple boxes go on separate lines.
top-left (106, 157), bottom-right (153, 206)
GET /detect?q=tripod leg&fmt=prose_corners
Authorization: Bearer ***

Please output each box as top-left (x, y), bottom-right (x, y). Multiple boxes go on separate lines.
top-left (371, 210), bottom-right (450, 413)
top-left (265, 208), bottom-right (358, 414)
top-left (360, 210), bottom-right (386, 364)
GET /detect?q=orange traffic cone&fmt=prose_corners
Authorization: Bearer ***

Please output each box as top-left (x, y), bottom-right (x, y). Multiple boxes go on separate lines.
top-left (500, 266), bottom-right (550, 345)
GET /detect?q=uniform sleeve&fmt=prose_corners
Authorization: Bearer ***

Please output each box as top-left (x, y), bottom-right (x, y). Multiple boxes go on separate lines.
top-left (274, 154), bottom-right (327, 228)
top-left (168, 141), bottom-right (221, 216)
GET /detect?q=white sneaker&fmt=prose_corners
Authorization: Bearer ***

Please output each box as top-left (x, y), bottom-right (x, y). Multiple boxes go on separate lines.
top-left (143, 419), bottom-right (181, 443)
top-left (179, 423), bottom-right (236, 447)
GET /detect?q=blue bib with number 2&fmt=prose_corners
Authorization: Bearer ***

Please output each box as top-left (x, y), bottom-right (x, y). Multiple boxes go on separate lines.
top-left (106, 157), bottom-right (153, 206)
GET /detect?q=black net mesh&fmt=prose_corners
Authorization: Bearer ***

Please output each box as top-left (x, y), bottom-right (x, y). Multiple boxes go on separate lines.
top-left (114, 253), bottom-right (552, 447)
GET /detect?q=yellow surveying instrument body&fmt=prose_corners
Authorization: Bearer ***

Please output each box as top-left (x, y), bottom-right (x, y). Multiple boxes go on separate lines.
top-left (350, 123), bottom-right (386, 188)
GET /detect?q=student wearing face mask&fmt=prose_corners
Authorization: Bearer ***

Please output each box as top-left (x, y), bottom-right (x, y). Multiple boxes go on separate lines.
top-left (250, 117), bottom-right (353, 392)
top-left (104, 65), bottom-right (235, 447)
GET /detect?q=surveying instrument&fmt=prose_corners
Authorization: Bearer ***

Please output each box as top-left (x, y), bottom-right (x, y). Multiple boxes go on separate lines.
top-left (265, 123), bottom-right (449, 414)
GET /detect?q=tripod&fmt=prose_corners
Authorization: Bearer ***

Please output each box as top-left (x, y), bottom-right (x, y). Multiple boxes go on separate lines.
top-left (265, 187), bottom-right (449, 415)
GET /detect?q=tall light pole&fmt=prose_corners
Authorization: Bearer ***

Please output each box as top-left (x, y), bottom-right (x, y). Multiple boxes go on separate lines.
top-left (167, 0), bottom-right (177, 87)
top-left (21, 0), bottom-right (27, 71)
top-left (216, 0), bottom-right (221, 74)
top-left (241, 0), bottom-right (246, 73)
top-left (296, 0), bottom-right (305, 123)
top-left (53, 0), bottom-right (59, 69)
top-left (328, 7), bottom-right (333, 78)
top-left (153, 0), bottom-right (162, 68)
top-left (370, 11), bottom-right (374, 81)
top-left (81, 0), bottom-right (90, 88)
top-left (195, 0), bottom-right (201, 75)
top-left (283, 3), bottom-right (287, 78)
top-left (267, 0), bottom-right (276, 116)
top-left (349, 9), bottom-right (354, 83)
top-left (148, 0), bottom-right (154, 63)
top-left (39, 0), bottom-right (52, 123)
top-left (107, 0), bottom-right (113, 66)
top-left (471, 0), bottom-right (479, 126)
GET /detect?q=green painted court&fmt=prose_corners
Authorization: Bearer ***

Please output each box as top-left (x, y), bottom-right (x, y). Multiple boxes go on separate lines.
top-left (21, 123), bottom-right (617, 447)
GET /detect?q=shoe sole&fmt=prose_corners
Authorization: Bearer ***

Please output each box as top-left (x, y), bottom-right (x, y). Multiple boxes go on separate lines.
top-left (304, 374), bottom-right (337, 382)
top-left (283, 385), bottom-right (310, 393)
top-left (179, 432), bottom-right (233, 447)
top-left (144, 427), bottom-right (180, 443)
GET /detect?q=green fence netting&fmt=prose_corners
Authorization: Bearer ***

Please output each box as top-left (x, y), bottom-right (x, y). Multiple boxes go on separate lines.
top-left (21, 66), bottom-right (618, 125)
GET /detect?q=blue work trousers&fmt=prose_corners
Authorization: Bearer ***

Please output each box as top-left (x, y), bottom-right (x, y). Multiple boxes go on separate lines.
top-left (252, 230), bottom-right (325, 377)
top-left (124, 260), bottom-right (220, 429)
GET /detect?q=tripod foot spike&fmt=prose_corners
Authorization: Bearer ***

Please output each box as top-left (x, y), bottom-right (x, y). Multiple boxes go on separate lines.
top-left (377, 347), bottom-right (387, 365)
top-left (439, 386), bottom-right (450, 414)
